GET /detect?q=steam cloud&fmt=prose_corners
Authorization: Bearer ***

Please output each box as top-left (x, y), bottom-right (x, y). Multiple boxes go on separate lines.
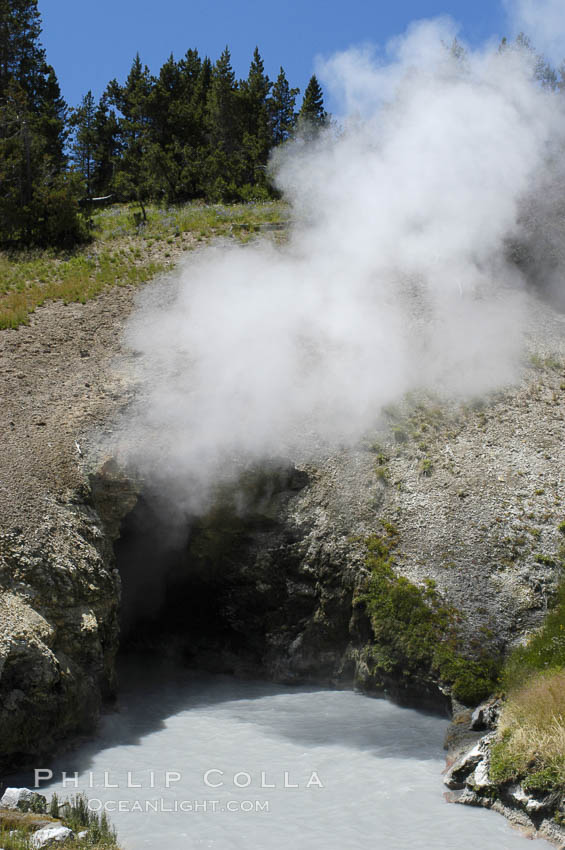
top-left (504, 0), bottom-right (565, 66)
top-left (116, 17), bottom-right (565, 516)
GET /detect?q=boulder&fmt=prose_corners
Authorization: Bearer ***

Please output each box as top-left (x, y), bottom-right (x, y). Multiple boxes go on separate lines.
top-left (471, 699), bottom-right (502, 731)
top-left (466, 759), bottom-right (495, 792)
top-left (443, 734), bottom-right (494, 790)
top-left (0, 788), bottom-right (46, 812)
top-left (31, 825), bottom-right (73, 847)
top-left (507, 784), bottom-right (554, 814)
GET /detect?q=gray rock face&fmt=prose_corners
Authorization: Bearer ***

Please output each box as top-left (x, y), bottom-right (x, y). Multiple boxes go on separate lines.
top-left (0, 787), bottom-right (46, 811)
top-left (0, 499), bottom-right (120, 772)
top-left (507, 783), bottom-right (554, 814)
top-left (2, 280), bottom-right (565, 784)
top-left (443, 735), bottom-right (493, 790)
top-left (471, 699), bottom-right (502, 731)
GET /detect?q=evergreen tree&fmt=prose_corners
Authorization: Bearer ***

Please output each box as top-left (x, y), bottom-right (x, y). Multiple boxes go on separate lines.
top-left (298, 74), bottom-right (327, 128)
top-left (38, 63), bottom-right (66, 169)
top-left (0, 0), bottom-right (82, 245)
top-left (69, 90), bottom-right (96, 195)
top-left (184, 55), bottom-right (212, 197)
top-left (145, 50), bottom-right (208, 202)
top-left (145, 53), bottom-right (183, 201)
top-left (206, 46), bottom-right (239, 153)
top-left (0, 0), bottom-right (45, 102)
top-left (269, 66), bottom-right (299, 144)
top-left (204, 46), bottom-right (243, 198)
top-left (239, 47), bottom-right (272, 189)
top-left (91, 92), bottom-right (119, 195)
top-left (0, 79), bottom-right (32, 238)
top-left (107, 53), bottom-right (153, 218)
top-left (535, 55), bottom-right (558, 90)
top-left (514, 32), bottom-right (559, 90)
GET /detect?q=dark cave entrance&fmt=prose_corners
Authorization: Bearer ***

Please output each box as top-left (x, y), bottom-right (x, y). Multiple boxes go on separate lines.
top-left (114, 495), bottom-right (246, 665)
top-left (112, 465), bottom-right (315, 675)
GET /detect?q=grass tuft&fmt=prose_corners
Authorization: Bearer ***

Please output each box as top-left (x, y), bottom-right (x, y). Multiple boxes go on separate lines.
top-left (490, 670), bottom-right (565, 792)
top-left (490, 536), bottom-right (565, 797)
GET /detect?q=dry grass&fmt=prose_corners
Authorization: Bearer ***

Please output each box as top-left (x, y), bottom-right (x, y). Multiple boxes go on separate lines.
top-left (490, 669), bottom-right (565, 791)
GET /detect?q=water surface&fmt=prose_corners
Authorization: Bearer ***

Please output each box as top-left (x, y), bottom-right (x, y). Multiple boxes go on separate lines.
top-left (31, 659), bottom-right (548, 850)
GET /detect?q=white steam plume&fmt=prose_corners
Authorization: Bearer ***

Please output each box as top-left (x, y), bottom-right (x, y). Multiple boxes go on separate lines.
top-left (504, 0), bottom-right (565, 67)
top-left (116, 18), bottom-right (565, 517)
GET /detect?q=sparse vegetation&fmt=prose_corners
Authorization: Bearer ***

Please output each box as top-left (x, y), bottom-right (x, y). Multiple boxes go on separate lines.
top-left (502, 572), bottom-right (565, 692)
top-left (355, 533), bottom-right (500, 704)
top-left (419, 457), bottom-right (433, 477)
top-left (490, 548), bottom-right (565, 796)
top-left (529, 352), bottom-right (562, 372)
top-left (0, 792), bottom-right (119, 849)
top-left (375, 466), bottom-right (389, 485)
top-left (0, 200), bottom-right (288, 329)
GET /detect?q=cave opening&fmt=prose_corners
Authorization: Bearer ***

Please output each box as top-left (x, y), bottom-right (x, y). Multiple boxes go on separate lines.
top-left (114, 495), bottom-right (247, 667)
top-left (111, 464), bottom-right (317, 678)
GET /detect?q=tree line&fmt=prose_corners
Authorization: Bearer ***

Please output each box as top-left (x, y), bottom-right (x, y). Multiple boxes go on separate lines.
top-left (0, 0), bottom-right (327, 247)
top-left (3, 1), bottom-right (564, 250)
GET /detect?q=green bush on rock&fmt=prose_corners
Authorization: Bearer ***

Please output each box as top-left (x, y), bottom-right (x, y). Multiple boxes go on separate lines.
top-left (356, 534), bottom-right (500, 705)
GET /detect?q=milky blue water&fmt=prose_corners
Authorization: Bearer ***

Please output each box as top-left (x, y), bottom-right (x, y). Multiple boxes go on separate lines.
top-left (31, 659), bottom-right (549, 850)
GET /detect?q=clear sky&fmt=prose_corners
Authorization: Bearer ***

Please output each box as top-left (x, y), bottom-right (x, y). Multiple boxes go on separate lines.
top-left (37, 0), bottom-right (511, 113)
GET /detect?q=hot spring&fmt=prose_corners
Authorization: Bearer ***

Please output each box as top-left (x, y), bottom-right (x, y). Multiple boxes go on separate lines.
top-left (17, 656), bottom-right (551, 850)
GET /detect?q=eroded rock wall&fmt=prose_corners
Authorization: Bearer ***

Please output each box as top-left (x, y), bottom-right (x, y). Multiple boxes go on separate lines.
top-left (0, 499), bottom-right (119, 772)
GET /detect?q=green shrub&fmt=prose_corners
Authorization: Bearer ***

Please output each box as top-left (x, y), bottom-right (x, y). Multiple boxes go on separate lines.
top-left (502, 578), bottom-right (565, 692)
top-left (356, 534), bottom-right (499, 704)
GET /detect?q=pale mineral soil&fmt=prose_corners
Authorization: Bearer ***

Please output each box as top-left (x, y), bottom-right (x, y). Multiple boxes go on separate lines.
top-left (0, 285), bottom-right (137, 532)
top-left (0, 229), bottom-right (197, 535)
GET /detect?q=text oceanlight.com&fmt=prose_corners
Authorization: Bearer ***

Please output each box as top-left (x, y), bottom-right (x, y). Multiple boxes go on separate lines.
top-left (86, 799), bottom-right (271, 814)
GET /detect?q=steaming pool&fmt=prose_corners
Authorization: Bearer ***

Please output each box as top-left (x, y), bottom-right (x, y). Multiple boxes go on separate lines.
top-left (29, 658), bottom-right (549, 850)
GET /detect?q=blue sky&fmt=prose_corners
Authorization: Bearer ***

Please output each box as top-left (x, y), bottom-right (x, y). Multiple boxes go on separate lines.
top-left (38, 0), bottom-right (511, 112)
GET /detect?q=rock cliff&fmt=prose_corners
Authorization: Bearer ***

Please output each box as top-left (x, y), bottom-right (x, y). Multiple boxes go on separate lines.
top-left (1, 261), bottom-right (565, 785)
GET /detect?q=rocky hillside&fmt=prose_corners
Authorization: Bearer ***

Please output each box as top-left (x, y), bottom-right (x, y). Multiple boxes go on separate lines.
top-left (1, 246), bottom-right (565, 791)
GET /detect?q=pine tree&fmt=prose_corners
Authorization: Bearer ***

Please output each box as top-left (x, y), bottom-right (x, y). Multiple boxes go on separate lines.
top-left (145, 50), bottom-right (209, 202)
top-left (107, 53), bottom-right (154, 218)
top-left (204, 46), bottom-right (243, 198)
top-left (298, 75), bottom-right (327, 129)
top-left (0, 0), bottom-right (82, 245)
top-left (37, 63), bottom-right (67, 169)
top-left (0, 0), bottom-right (45, 102)
top-left (269, 66), bottom-right (299, 144)
top-left (184, 55), bottom-right (212, 197)
top-left (206, 46), bottom-right (239, 153)
top-left (0, 79), bottom-right (32, 238)
top-left (91, 92), bottom-right (119, 195)
top-left (242, 47), bottom-right (271, 135)
top-left (69, 90), bottom-right (96, 195)
top-left (239, 47), bottom-right (272, 189)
